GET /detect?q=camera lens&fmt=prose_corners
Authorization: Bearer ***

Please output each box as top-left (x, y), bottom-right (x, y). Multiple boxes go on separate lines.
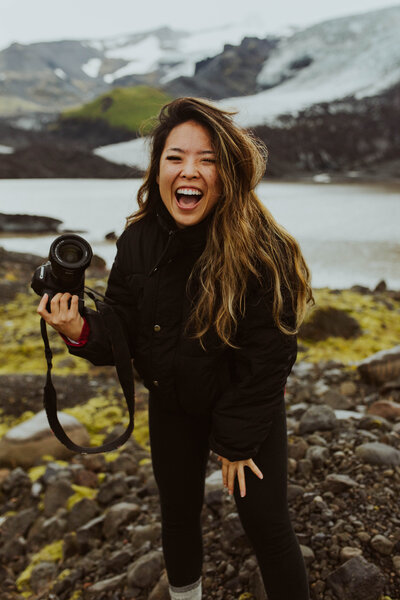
top-left (49, 234), bottom-right (93, 288)
top-left (58, 243), bottom-right (84, 265)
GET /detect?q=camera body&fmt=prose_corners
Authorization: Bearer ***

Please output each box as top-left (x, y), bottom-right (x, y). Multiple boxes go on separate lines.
top-left (31, 234), bottom-right (93, 313)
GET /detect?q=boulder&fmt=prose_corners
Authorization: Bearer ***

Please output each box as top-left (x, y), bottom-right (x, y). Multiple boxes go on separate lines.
top-left (326, 555), bottom-right (385, 600)
top-left (0, 409), bottom-right (90, 469)
top-left (355, 442), bottom-right (400, 466)
top-left (127, 550), bottom-right (164, 589)
top-left (356, 345), bottom-right (400, 385)
top-left (367, 399), bottom-right (400, 420)
top-left (0, 212), bottom-right (62, 233)
top-left (299, 306), bottom-right (361, 341)
top-left (299, 405), bottom-right (337, 435)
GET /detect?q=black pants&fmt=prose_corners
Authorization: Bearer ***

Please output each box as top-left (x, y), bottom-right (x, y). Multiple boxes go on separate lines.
top-left (148, 394), bottom-right (310, 600)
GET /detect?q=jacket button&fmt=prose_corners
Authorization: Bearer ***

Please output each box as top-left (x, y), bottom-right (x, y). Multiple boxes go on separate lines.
top-left (153, 324), bottom-right (161, 332)
top-left (153, 380), bottom-right (159, 387)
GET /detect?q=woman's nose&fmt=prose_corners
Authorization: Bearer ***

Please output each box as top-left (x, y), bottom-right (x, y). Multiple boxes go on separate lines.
top-left (181, 159), bottom-right (198, 178)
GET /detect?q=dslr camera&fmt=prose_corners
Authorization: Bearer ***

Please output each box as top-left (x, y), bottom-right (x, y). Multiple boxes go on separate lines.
top-left (31, 234), bottom-right (93, 312)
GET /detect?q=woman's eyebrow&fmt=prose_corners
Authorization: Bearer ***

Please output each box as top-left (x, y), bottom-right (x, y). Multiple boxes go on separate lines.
top-left (166, 147), bottom-right (215, 154)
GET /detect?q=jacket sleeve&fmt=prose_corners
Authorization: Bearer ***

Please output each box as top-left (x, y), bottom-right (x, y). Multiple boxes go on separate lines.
top-left (208, 279), bottom-right (297, 462)
top-left (64, 231), bottom-right (136, 366)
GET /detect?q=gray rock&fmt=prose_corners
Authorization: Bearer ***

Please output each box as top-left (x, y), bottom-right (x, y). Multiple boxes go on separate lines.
top-left (30, 561), bottom-right (58, 593)
top-left (130, 523), bottom-right (162, 551)
top-left (306, 445), bottom-right (330, 468)
top-left (0, 409), bottom-right (90, 469)
top-left (43, 479), bottom-right (74, 517)
top-left (358, 414), bottom-right (392, 431)
top-left (149, 569), bottom-right (170, 600)
top-left (393, 555), bottom-right (400, 576)
top-left (204, 469), bottom-right (223, 511)
top-left (86, 573), bottom-right (126, 597)
top-left (340, 547), bottom-right (363, 562)
top-left (323, 474), bottom-right (359, 493)
top-left (370, 534), bottom-right (394, 555)
top-left (323, 389), bottom-right (356, 410)
top-left (41, 514), bottom-right (68, 540)
top-left (299, 405), bottom-right (337, 435)
top-left (287, 484), bottom-right (305, 501)
top-left (97, 473), bottom-right (129, 505)
top-left (103, 502), bottom-right (140, 539)
top-left (355, 442), bottom-right (400, 466)
top-left (288, 437), bottom-right (308, 459)
top-left (221, 512), bottom-right (247, 549)
top-left (127, 550), bottom-right (164, 588)
top-left (67, 497), bottom-right (99, 531)
top-left (300, 544), bottom-right (315, 565)
top-left (326, 555), bottom-right (385, 600)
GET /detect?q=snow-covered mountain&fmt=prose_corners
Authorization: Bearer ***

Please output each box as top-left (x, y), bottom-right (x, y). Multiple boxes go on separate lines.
top-left (0, 4), bottom-right (399, 141)
top-left (220, 5), bottom-right (400, 126)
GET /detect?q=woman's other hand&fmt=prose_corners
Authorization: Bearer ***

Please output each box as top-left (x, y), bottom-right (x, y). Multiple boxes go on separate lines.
top-left (216, 454), bottom-right (263, 498)
top-left (37, 292), bottom-right (84, 341)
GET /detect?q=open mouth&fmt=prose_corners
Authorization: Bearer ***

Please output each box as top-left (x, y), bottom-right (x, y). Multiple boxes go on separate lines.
top-left (175, 187), bottom-right (203, 209)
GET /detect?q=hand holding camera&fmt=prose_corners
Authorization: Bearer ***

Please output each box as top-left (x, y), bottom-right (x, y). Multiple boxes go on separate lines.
top-left (37, 292), bottom-right (85, 341)
top-left (31, 233), bottom-right (136, 454)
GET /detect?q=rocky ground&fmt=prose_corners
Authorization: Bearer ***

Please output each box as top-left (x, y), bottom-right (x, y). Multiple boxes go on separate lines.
top-left (1, 249), bottom-right (400, 600)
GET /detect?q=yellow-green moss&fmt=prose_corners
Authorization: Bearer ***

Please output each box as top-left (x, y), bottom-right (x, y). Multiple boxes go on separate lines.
top-left (66, 484), bottom-right (97, 510)
top-left (298, 288), bottom-right (400, 365)
top-left (238, 594), bottom-right (254, 600)
top-left (139, 457), bottom-right (151, 466)
top-left (28, 465), bottom-right (47, 482)
top-left (0, 289), bottom-right (92, 375)
top-left (67, 590), bottom-right (83, 600)
top-left (16, 539), bottom-right (63, 593)
top-left (133, 408), bottom-right (150, 450)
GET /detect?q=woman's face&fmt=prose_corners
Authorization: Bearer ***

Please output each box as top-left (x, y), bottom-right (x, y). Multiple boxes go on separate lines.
top-left (157, 120), bottom-right (222, 229)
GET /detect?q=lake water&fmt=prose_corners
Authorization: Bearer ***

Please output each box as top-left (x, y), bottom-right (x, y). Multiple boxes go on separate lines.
top-left (1, 179), bottom-right (400, 289)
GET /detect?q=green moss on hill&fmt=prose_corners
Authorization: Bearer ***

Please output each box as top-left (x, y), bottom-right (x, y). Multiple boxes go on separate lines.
top-left (61, 86), bottom-right (172, 134)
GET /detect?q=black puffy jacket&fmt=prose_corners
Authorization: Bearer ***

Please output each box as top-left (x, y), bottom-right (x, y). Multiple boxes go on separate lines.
top-left (66, 199), bottom-right (298, 461)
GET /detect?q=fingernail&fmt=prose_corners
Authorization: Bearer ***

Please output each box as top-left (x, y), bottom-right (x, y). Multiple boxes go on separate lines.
top-left (241, 492), bottom-right (245, 498)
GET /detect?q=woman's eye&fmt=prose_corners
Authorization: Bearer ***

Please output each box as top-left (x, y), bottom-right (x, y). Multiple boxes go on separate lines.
top-left (203, 158), bottom-right (216, 163)
top-left (166, 156), bottom-right (181, 161)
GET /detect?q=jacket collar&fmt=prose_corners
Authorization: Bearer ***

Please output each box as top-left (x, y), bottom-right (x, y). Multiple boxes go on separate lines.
top-left (155, 197), bottom-right (213, 249)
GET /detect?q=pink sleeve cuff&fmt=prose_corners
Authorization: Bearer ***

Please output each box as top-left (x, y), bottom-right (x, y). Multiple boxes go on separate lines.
top-left (60, 317), bottom-right (90, 347)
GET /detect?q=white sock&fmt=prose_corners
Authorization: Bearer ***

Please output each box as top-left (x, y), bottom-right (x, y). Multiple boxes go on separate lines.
top-left (169, 576), bottom-right (202, 600)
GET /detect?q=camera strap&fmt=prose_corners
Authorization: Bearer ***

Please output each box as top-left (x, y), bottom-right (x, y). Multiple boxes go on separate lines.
top-left (40, 290), bottom-right (135, 454)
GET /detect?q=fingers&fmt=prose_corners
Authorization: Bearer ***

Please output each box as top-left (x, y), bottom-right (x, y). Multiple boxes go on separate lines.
top-left (249, 459), bottom-right (264, 480)
top-left (37, 292), bottom-right (80, 332)
top-left (238, 464), bottom-right (246, 498)
top-left (37, 293), bottom-right (50, 319)
top-left (227, 464), bottom-right (236, 497)
top-left (219, 458), bottom-right (264, 500)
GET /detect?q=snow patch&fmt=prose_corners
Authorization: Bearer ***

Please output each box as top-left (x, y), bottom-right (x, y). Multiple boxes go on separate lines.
top-left (220, 6), bottom-right (400, 127)
top-left (81, 57), bottom-right (102, 78)
top-left (0, 145), bottom-right (14, 154)
top-left (94, 137), bottom-right (150, 171)
top-left (54, 68), bottom-right (67, 80)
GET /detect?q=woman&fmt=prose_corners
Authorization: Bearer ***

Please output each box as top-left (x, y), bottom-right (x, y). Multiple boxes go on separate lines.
top-left (37, 97), bottom-right (314, 600)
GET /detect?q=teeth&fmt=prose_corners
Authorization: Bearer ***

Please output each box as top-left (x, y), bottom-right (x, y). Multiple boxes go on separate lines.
top-left (176, 188), bottom-right (202, 196)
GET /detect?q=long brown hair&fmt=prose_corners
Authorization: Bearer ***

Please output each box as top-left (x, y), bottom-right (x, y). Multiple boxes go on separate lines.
top-left (126, 97), bottom-right (314, 348)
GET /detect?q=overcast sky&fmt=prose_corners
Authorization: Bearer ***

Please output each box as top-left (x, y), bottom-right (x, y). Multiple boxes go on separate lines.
top-left (0, 0), bottom-right (398, 49)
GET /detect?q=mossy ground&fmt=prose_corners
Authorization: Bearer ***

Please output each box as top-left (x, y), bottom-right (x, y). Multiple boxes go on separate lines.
top-left (61, 85), bottom-right (172, 134)
top-left (298, 288), bottom-right (400, 367)
top-left (1, 285), bottom-right (399, 456)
